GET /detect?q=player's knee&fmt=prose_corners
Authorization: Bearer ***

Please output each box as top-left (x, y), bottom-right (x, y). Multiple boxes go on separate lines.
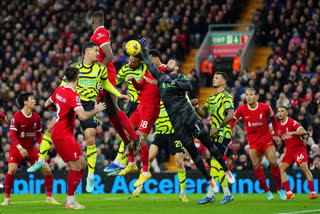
top-left (269, 160), bottom-right (277, 168)
top-left (8, 166), bottom-right (17, 175)
top-left (175, 156), bottom-right (184, 170)
top-left (299, 163), bottom-right (308, 171)
top-left (41, 166), bottom-right (52, 176)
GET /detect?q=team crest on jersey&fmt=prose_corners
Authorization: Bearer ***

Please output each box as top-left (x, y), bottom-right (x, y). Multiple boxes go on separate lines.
top-left (93, 72), bottom-right (98, 77)
top-left (11, 118), bottom-right (15, 124)
top-left (259, 114), bottom-right (262, 119)
top-left (76, 96), bottom-right (81, 102)
top-left (21, 132), bottom-right (25, 138)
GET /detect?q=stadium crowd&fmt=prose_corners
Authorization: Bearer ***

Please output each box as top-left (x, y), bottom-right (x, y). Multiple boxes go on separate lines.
top-left (0, 0), bottom-right (243, 180)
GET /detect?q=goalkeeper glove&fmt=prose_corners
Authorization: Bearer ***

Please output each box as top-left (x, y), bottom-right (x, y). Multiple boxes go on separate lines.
top-left (163, 74), bottom-right (175, 85)
top-left (139, 37), bottom-right (148, 49)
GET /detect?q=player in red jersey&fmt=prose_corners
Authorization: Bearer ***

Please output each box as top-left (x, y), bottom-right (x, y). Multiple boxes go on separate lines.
top-left (234, 88), bottom-right (286, 200)
top-left (118, 67), bottom-right (161, 187)
top-left (1, 92), bottom-right (59, 206)
top-left (45, 67), bottom-right (106, 209)
top-left (277, 106), bottom-right (318, 200)
top-left (90, 11), bottom-right (139, 147)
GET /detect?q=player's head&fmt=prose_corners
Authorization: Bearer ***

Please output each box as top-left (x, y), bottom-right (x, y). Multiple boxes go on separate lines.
top-left (82, 41), bottom-right (99, 61)
top-left (17, 92), bottom-right (36, 110)
top-left (91, 11), bottom-right (104, 26)
top-left (277, 106), bottom-right (288, 120)
top-left (245, 88), bottom-right (257, 105)
top-left (149, 49), bottom-right (161, 66)
top-left (65, 66), bottom-right (79, 82)
top-left (165, 58), bottom-right (180, 74)
top-left (213, 72), bottom-right (228, 88)
top-left (128, 54), bottom-right (142, 69)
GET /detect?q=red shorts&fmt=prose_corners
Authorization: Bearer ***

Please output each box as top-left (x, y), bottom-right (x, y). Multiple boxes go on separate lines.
top-left (249, 140), bottom-right (274, 155)
top-left (52, 133), bottom-right (83, 162)
top-left (129, 103), bottom-right (160, 133)
top-left (281, 148), bottom-right (308, 166)
top-left (8, 146), bottom-right (39, 166)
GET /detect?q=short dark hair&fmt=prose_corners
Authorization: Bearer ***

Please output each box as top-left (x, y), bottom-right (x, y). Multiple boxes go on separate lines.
top-left (278, 106), bottom-right (288, 111)
top-left (169, 58), bottom-right (181, 69)
top-left (149, 49), bottom-right (161, 58)
top-left (215, 72), bottom-right (228, 81)
top-left (133, 53), bottom-right (142, 61)
top-left (82, 41), bottom-right (98, 55)
top-left (17, 92), bottom-right (33, 107)
top-left (91, 11), bottom-right (104, 20)
top-left (246, 88), bottom-right (256, 95)
top-left (65, 66), bottom-right (79, 82)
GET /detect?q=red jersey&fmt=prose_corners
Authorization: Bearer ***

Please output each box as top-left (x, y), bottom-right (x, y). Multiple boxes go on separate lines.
top-left (158, 64), bottom-right (166, 73)
top-left (132, 70), bottom-right (160, 107)
top-left (278, 117), bottom-right (305, 151)
top-left (50, 86), bottom-right (83, 136)
top-left (234, 102), bottom-right (274, 145)
top-left (90, 26), bottom-right (115, 71)
top-left (9, 110), bottom-right (42, 149)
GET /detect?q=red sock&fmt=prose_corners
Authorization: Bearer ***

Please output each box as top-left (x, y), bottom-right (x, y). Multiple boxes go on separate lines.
top-left (282, 181), bottom-right (291, 193)
top-left (271, 165), bottom-right (282, 190)
top-left (67, 170), bottom-right (81, 196)
top-left (128, 149), bottom-right (135, 163)
top-left (140, 144), bottom-right (149, 173)
top-left (109, 114), bottom-right (129, 144)
top-left (4, 173), bottom-right (14, 199)
top-left (117, 110), bottom-right (138, 141)
top-left (44, 175), bottom-right (53, 197)
top-left (308, 180), bottom-right (315, 192)
top-left (254, 168), bottom-right (269, 193)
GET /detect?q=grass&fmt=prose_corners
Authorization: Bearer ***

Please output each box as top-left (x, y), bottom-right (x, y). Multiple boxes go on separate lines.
top-left (0, 193), bottom-right (319, 214)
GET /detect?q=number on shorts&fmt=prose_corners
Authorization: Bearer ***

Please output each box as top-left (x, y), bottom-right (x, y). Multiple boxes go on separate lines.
top-left (175, 140), bottom-right (182, 148)
top-left (140, 120), bottom-right (148, 129)
top-left (55, 104), bottom-right (61, 122)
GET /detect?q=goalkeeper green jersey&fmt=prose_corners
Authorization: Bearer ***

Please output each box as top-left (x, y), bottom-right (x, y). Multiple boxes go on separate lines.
top-left (116, 62), bottom-right (147, 103)
top-left (60, 61), bottom-right (120, 102)
top-left (203, 90), bottom-right (234, 139)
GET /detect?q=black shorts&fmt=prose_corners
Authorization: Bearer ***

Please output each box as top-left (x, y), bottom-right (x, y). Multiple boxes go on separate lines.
top-left (125, 101), bottom-right (139, 117)
top-left (152, 133), bottom-right (184, 155)
top-left (212, 136), bottom-right (231, 155)
top-left (80, 101), bottom-right (98, 130)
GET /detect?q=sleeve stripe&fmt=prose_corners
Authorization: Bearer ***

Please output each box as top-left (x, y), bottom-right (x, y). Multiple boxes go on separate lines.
top-left (296, 127), bottom-right (303, 131)
top-left (10, 128), bottom-right (17, 131)
top-left (100, 42), bottom-right (109, 47)
top-left (74, 106), bottom-right (83, 111)
top-left (49, 97), bottom-right (54, 102)
top-left (37, 129), bottom-right (42, 132)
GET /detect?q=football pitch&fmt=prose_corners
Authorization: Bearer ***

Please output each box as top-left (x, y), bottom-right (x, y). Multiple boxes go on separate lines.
top-left (0, 193), bottom-right (319, 214)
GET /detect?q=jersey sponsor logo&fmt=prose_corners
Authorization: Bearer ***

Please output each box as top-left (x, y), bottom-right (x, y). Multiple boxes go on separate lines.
top-left (297, 153), bottom-right (304, 162)
top-left (96, 32), bottom-right (105, 40)
top-left (22, 125), bottom-right (26, 127)
top-left (248, 122), bottom-right (263, 127)
top-left (245, 116), bottom-right (250, 119)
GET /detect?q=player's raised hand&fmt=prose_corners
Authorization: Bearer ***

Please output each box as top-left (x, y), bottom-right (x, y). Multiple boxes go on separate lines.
top-left (163, 74), bottom-right (175, 85)
top-left (191, 99), bottom-right (199, 107)
top-left (95, 102), bottom-right (107, 112)
top-left (119, 94), bottom-right (129, 103)
top-left (139, 37), bottom-right (148, 49)
top-left (19, 147), bottom-right (28, 158)
top-left (127, 76), bottom-right (134, 81)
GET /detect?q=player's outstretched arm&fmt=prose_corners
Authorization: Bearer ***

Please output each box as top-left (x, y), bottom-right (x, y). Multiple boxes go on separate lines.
top-left (139, 38), bottom-right (162, 81)
top-left (101, 44), bottom-right (113, 66)
top-left (101, 79), bottom-right (122, 97)
top-left (191, 99), bottom-right (207, 117)
top-left (75, 102), bottom-right (106, 121)
top-left (0, 112), bottom-right (8, 124)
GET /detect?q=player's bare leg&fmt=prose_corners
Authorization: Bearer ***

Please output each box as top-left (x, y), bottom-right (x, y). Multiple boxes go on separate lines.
top-left (134, 132), bottom-right (151, 187)
top-left (27, 118), bottom-right (56, 173)
top-left (65, 156), bottom-right (86, 209)
top-left (85, 127), bottom-right (97, 193)
top-left (175, 152), bottom-right (188, 202)
top-left (40, 163), bottom-right (60, 205)
top-left (299, 162), bottom-right (318, 199)
top-left (280, 162), bottom-right (294, 199)
top-left (265, 146), bottom-right (286, 200)
top-left (249, 149), bottom-right (273, 200)
top-left (1, 163), bottom-right (17, 205)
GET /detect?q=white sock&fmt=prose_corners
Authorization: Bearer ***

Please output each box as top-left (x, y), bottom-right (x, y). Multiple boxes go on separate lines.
top-left (88, 173), bottom-right (94, 179)
top-left (311, 191), bottom-right (316, 194)
top-left (67, 195), bottom-right (75, 205)
top-left (128, 162), bottom-right (135, 166)
top-left (142, 171), bottom-right (149, 176)
top-left (119, 162), bottom-right (127, 168)
top-left (180, 189), bottom-right (185, 194)
top-left (113, 158), bottom-right (120, 166)
top-left (47, 196), bottom-right (52, 200)
top-left (38, 158), bottom-right (45, 164)
top-left (287, 191), bottom-right (293, 194)
top-left (207, 186), bottom-right (214, 198)
top-left (223, 187), bottom-right (231, 196)
top-left (4, 198), bottom-right (10, 202)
